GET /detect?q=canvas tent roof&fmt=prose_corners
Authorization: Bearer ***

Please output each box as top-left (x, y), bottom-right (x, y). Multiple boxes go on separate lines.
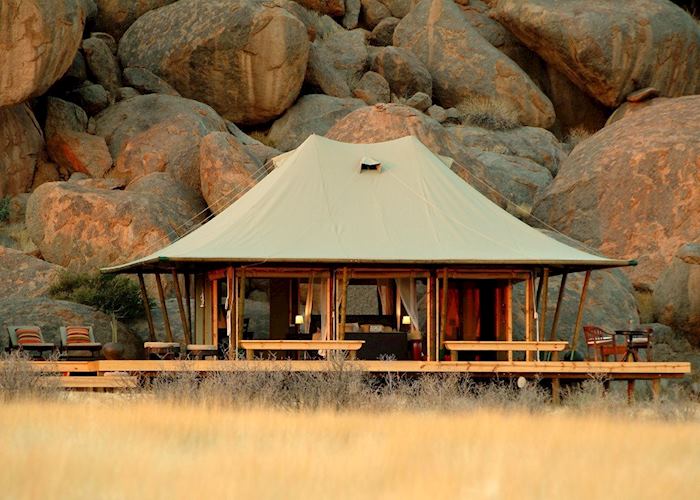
top-left (105, 135), bottom-right (633, 273)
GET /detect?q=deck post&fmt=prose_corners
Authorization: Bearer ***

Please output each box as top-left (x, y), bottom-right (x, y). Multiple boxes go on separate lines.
top-left (548, 273), bottom-right (568, 341)
top-left (505, 282), bottom-right (513, 362)
top-left (426, 273), bottom-right (436, 361)
top-left (524, 274), bottom-right (532, 361)
top-left (137, 273), bottom-right (156, 342)
top-left (539, 269), bottom-right (549, 360)
top-left (570, 270), bottom-right (591, 355)
top-left (439, 269), bottom-right (448, 360)
top-left (183, 273), bottom-right (192, 335)
top-left (338, 267), bottom-right (349, 341)
top-left (237, 270), bottom-right (246, 358)
top-left (229, 268), bottom-right (237, 360)
top-left (155, 273), bottom-right (173, 342)
top-left (171, 270), bottom-right (192, 345)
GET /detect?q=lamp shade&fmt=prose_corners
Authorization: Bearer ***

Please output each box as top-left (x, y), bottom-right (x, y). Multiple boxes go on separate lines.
top-left (294, 315), bottom-right (304, 325)
top-left (401, 315), bottom-right (411, 325)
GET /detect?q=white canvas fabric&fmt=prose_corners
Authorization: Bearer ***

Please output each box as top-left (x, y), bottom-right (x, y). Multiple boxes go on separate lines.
top-left (106, 135), bottom-right (631, 271)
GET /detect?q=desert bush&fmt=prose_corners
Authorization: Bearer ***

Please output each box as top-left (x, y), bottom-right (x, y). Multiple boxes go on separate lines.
top-left (0, 196), bottom-right (10, 223)
top-left (564, 126), bottom-right (593, 151)
top-left (0, 351), bottom-right (61, 402)
top-left (49, 271), bottom-right (145, 320)
top-left (459, 96), bottom-right (520, 130)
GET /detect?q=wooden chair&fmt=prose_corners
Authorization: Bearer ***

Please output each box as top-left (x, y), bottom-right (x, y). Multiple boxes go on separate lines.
top-left (583, 325), bottom-right (626, 361)
top-left (6, 325), bottom-right (57, 359)
top-left (626, 327), bottom-right (654, 361)
top-left (59, 326), bottom-right (102, 360)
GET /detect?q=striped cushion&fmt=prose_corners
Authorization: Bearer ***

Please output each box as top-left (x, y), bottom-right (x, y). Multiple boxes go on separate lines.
top-left (66, 326), bottom-right (91, 344)
top-left (16, 327), bottom-right (42, 345)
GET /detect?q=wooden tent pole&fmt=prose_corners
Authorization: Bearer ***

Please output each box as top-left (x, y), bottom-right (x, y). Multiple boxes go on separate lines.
top-left (570, 271), bottom-right (592, 355)
top-left (338, 267), bottom-right (349, 341)
top-left (535, 269), bottom-right (544, 310)
top-left (228, 267), bottom-right (236, 359)
top-left (539, 269), bottom-right (549, 361)
top-left (183, 273), bottom-right (192, 335)
top-left (524, 274), bottom-right (532, 360)
top-left (426, 274), bottom-right (435, 361)
top-left (237, 270), bottom-right (246, 356)
top-left (172, 270), bottom-right (191, 345)
top-left (155, 273), bottom-right (173, 342)
top-left (137, 273), bottom-right (156, 342)
top-left (548, 273), bottom-right (568, 341)
top-left (439, 269), bottom-right (448, 359)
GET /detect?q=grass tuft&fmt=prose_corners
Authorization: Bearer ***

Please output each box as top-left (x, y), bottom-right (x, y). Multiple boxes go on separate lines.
top-left (459, 96), bottom-right (520, 130)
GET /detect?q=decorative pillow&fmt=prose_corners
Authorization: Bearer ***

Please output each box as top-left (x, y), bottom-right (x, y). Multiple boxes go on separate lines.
top-left (66, 326), bottom-right (91, 344)
top-left (16, 327), bottom-right (42, 345)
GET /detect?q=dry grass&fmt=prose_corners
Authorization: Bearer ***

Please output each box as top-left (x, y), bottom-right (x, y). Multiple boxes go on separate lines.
top-left (1, 397), bottom-right (699, 500)
top-left (0, 222), bottom-right (37, 253)
top-left (459, 96), bottom-right (520, 130)
top-left (564, 126), bottom-right (594, 151)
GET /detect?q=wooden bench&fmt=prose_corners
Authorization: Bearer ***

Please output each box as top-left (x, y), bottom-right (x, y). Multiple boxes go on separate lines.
top-left (239, 340), bottom-right (365, 360)
top-left (444, 341), bottom-right (568, 360)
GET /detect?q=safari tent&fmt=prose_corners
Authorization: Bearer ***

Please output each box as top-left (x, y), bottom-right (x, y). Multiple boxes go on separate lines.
top-left (106, 134), bottom-right (634, 363)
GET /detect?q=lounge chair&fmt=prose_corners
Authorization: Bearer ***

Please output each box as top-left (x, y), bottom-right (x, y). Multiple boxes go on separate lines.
top-left (59, 326), bottom-right (102, 360)
top-left (6, 325), bottom-right (57, 359)
top-left (144, 341), bottom-right (181, 359)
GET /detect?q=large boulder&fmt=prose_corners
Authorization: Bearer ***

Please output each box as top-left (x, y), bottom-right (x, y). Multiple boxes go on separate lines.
top-left (0, 0), bottom-right (88, 107)
top-left (25, 175), bottom-right (206, 272)
top-left (653, 243), bottom-right (700, 344)
top-left (306, 28), bottom-right (368, 94)
top-left (448, 125), bottom-right (567, 175)
top-left (94, 94), bottom-right (227, 192)
top-left (293, 0), bottom-right (344, 16)
top-left (199, 132), bottom-right (261, 215)
top-left (267, 94), bottom-right (365, 152)
top-left (118, 0), bottom-right (310, 125)
top-left (394, 0), bottom-right (555, 128)
top-left (370, 46), bottom-right (432, 99)
top-left (44, 98), bottom-right (89, 137)
top-left (93, 0), bottom-right (179, 40)
top-left (532, 96), bottom-right (700, 290)
top-left (81, 36), bottom-right (122, 94)
top-left (491, 0), bottom-right (700, 108)
top-left (0, 297), bottom-right (143, 359)
top-left (0, 247), bottom-right (64, 299)
top-left (46, 130), bottom-right (113, 178)
top-left (0, 104), bottom-right (45, 198)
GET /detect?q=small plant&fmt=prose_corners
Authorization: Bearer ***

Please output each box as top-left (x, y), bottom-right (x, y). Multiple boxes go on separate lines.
top-left (49, 271), bottom-right (145, 320)
top-left (0, 196), bottom-right (10, 223)
top-left (564, 126), bottom-right (593, 151)
top-left (0, 351), bottom-right (60, 401)
top-left (459, 96), bottom-right (520, 130)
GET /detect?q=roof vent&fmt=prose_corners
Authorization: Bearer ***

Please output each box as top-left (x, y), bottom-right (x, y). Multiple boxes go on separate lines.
top-left (360, 156), bottom-right (382, 173)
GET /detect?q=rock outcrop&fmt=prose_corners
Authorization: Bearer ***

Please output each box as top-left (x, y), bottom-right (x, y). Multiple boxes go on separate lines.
top-left (199, 132), bottom-right (261, 214)
top-left (653, 243), bottom-right (700, 343)
top-left (267, 94), bottom-right (365, 152)
top-left (118, 0), bottom-right (310, 124)
top-left (0, 0), bottom-right (88, 107)
top-left (0, 247), bottom-right (64, 299)
top-left (370, 46), bottom-right (432, 99)
top-left (533, 96), bottom-right (700, 290)
top-left (47, 130), bottom-right (113, 178)
top-left (492, 0), bottom-right (700, 108)
top-left (93, 0), bottom-right (178, 40)
top-left (26, 175), bottom-right (205, 272)
top-left (393, 0), bottom-right (555, 128)
top-left (94, 94), bottom-right (227, 191)
top-left (0, 104), bottom-right (45, 198)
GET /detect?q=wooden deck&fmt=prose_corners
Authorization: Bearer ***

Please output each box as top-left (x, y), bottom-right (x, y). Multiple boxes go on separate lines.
top-left (21, 359), bottom-right (691, 381)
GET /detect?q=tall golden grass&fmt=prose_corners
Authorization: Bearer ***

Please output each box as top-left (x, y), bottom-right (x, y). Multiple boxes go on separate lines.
top-left (1, 397), bottom-right (699, 500)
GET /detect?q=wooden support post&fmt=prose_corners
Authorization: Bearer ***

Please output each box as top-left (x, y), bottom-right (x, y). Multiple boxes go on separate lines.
top-left (552, 378), bottom-right (561, 404)
top-left (184, 273), bottom-right (192, 335)
top-left (426, 274), bottom-right (435, 361)
top-left (155, 273), bottom-right (173, 342)
top-left (651, 378), bottom-right (661, 402)
top-left (338, 267), bottom-right (349, 341)
top-left (569, 270), bottom-right (591, 355)
top-left (524, 274), bottom-right (532, 361)
top-left (439, 269), bottom-right (448, 360)
top-left (229, 268), bottom-right (237, 360)
top-left (505, 282), bottom-right (513, 362)
top-left (237, 271), bottom-right (246, 357)
top-left (138, 273), bottom-right (156, 342)
top-left (171, 270), bottom-right (191, 345)
top-left (548, 273), bottom-right (567, 341)
top-left (539, 269), bottom-right (549, 360)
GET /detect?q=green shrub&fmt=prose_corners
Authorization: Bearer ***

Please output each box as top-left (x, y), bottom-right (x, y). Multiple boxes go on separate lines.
top-left (0, 196), bottom-right (10, 223)
top-left (49, 271), bottom-right (145, 320)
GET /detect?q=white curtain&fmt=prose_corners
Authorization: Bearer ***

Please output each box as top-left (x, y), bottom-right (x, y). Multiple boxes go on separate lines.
top-left (303, 273), bottom-right (315, 334)
top-left (377, 279), bottom-right (393, 315)
top-left (396, 278), bottom-right (423, 336)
